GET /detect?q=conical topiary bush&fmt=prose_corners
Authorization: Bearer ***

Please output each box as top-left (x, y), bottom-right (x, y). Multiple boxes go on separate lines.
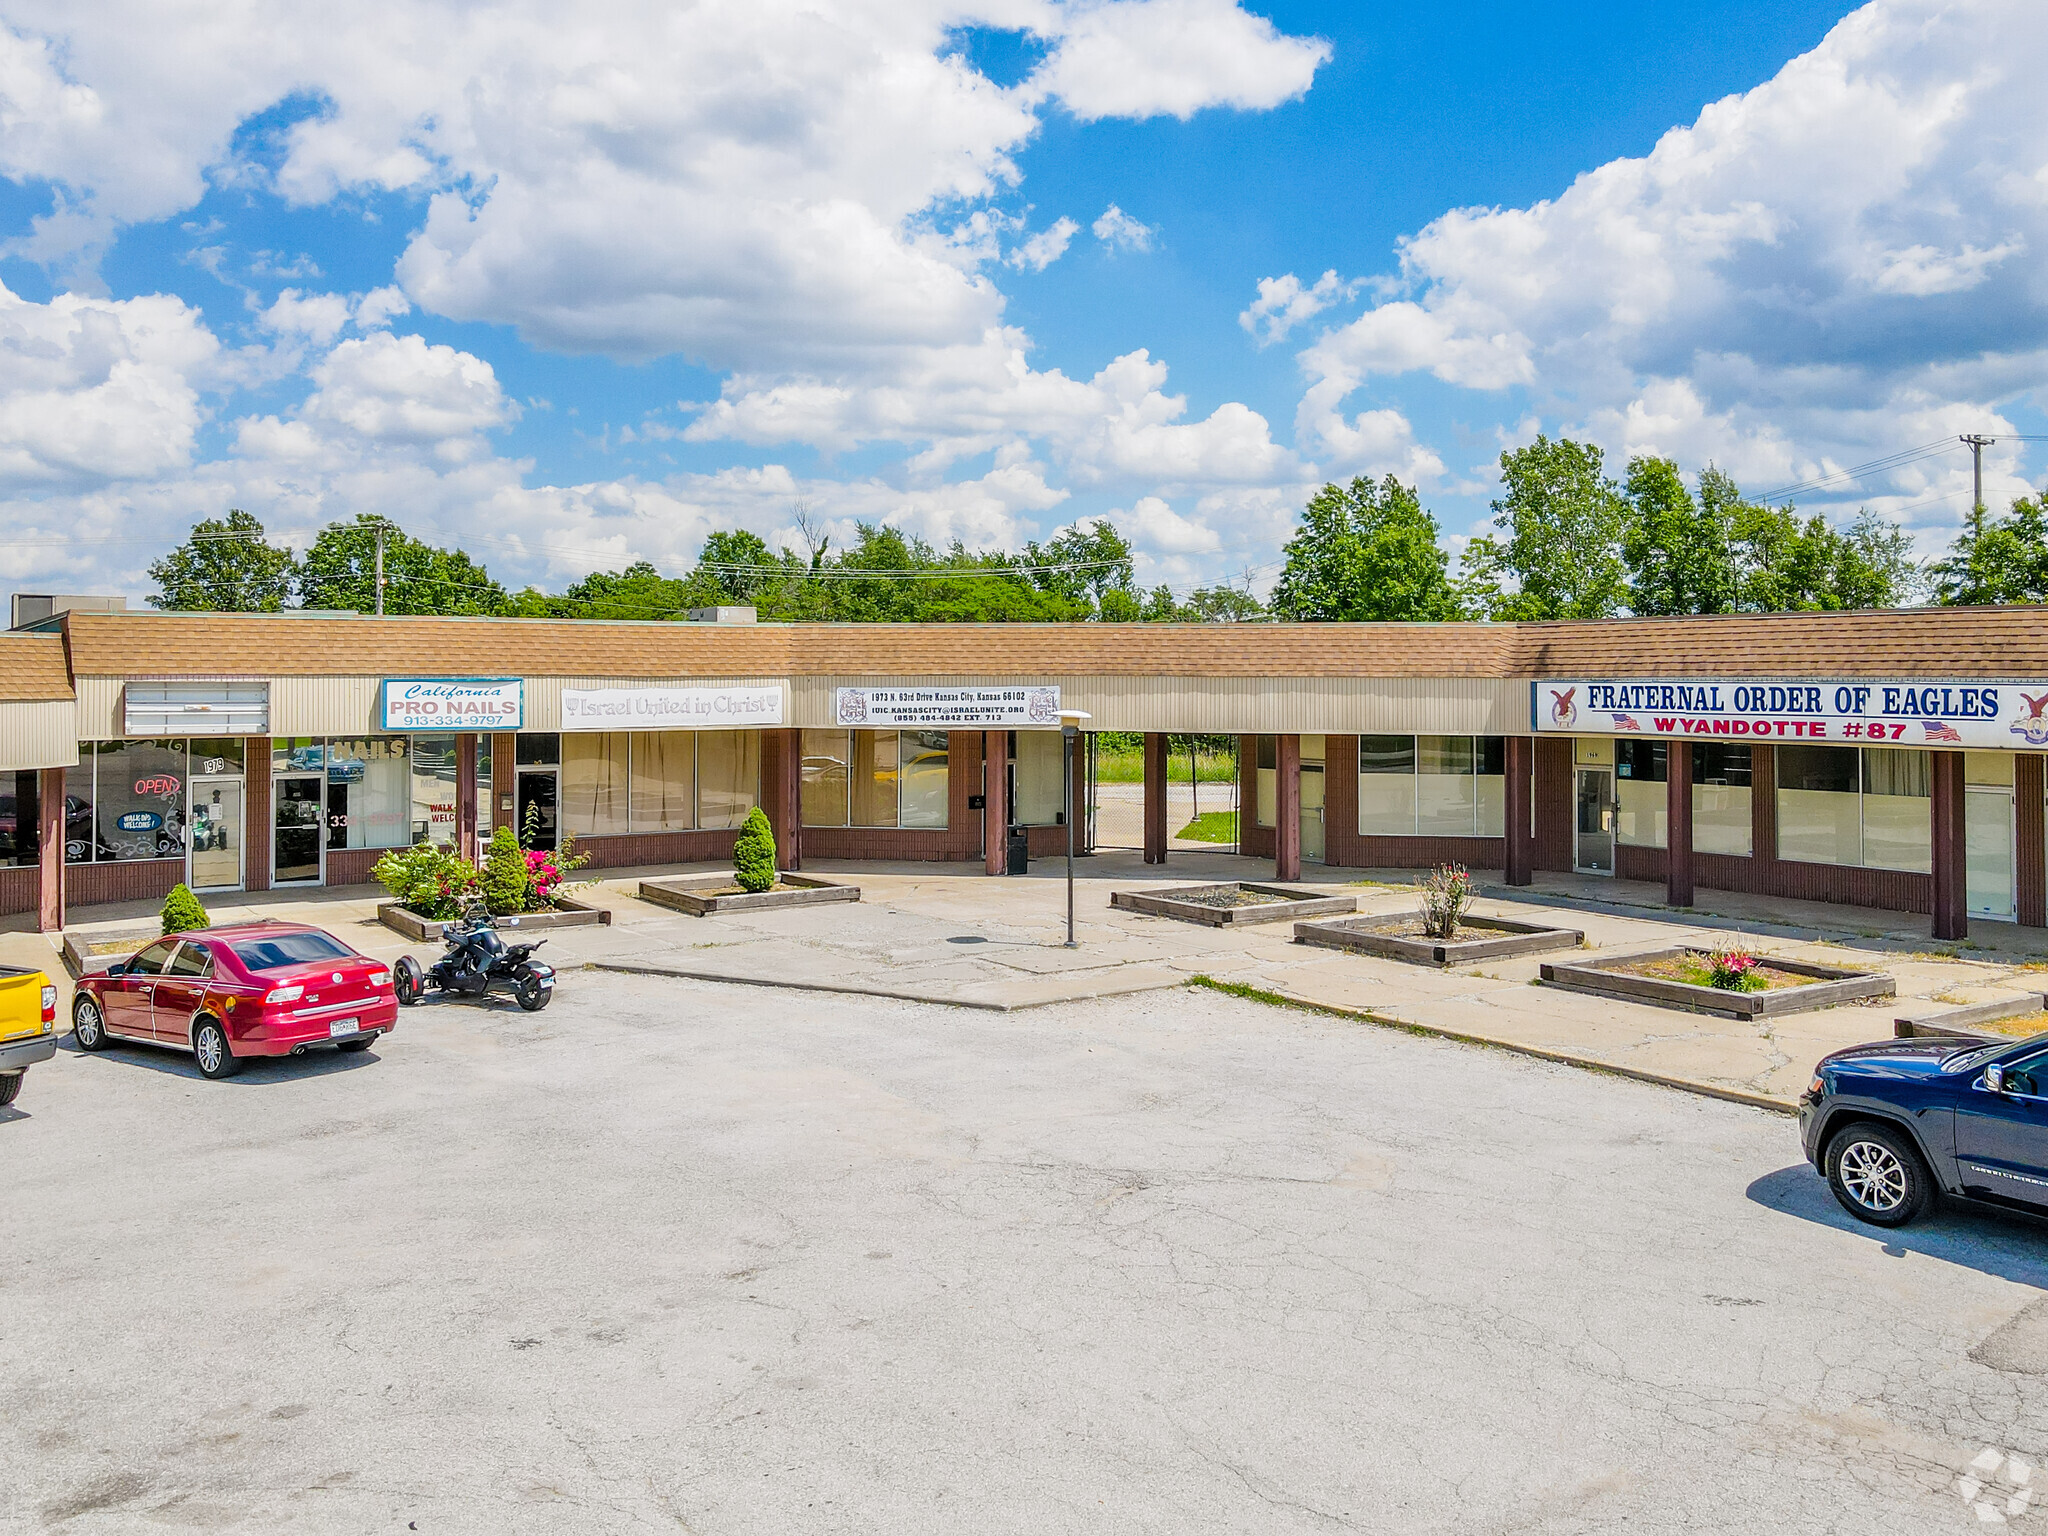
top-left (160, 882), bottom-right (211, 936)
top-left (732, 807), bottom-right (777, 894)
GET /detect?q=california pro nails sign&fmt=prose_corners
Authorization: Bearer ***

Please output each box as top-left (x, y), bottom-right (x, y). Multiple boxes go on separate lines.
top-left (381, 678), bottom-right (524, 731)
top-left (1535, 679), bottom-right (2048, 751)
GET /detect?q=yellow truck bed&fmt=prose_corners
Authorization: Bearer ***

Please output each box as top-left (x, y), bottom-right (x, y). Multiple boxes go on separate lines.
top-left (0, 964), bottom-right (59, 1105)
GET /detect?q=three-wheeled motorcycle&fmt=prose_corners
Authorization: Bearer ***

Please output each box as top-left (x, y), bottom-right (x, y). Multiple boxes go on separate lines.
top-left (394, 902), bottom-right (556, 1012)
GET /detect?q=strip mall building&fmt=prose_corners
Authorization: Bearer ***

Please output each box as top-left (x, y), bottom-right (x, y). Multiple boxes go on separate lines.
top-left (2, 606), bottom-right (2044, 941)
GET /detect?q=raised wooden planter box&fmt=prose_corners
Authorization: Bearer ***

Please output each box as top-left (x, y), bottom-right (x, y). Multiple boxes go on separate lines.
top-left (1294, 911), bottom-right (1584, 967)
top-left (637, 872), bottom-right (860, 916)
top-left (1895, 992), bottom-right (2048, 1038)
top-left (62, 925), bottom-right (160, 977)
top-left (1540, 945), bottom-right (1894, 1020)
top-left (377, 895), bottom-right (611, 942)
top-left (1110, 882), bottom-right (1355, 928)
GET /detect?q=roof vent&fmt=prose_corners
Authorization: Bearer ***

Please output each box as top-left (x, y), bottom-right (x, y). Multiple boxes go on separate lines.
top-left (10, 593), bottom-right (127, 630)
top-left (686, 606), bottom-right (757, 624)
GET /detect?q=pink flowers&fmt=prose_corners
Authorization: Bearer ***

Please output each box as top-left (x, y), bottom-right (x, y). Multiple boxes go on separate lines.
top-left (525, 848), bottom-right (563, 900)
top-left (1708, 949), bottom-right (1764, 992)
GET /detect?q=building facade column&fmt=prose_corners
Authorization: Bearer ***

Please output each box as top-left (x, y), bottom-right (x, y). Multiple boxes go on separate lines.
top-left (1142, 732), bottom-right (1168, 865)
top-left (2017, 754), bottom-right (2046, 929)
top-left (769, 728), bottom-right (803, 873)
top-left (245, 737), bottom-right (272, 893)
top-left (1748, 743), bottom-right (1777, 869)
top-left (1665, 739), bottom-right (1694, 908)
top-left (1504, 735), bottom-right (1535, 886)
top-left (456, 732), bottom-right (479, 862)
top-left (36, 765), bottom-right (63, 934)
top-left (491, 730), bottom-right (516, 834)
top-left (1931, 749), bottom-right (1969, 941)
top-left (1275, 734), bottom-right (1302, 882)
top-left (983, 730), bottom-right (1008, 875)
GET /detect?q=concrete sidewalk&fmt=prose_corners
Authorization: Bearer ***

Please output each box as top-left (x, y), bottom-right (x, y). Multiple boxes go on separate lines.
top-left (11, 847), bottom-right (2048, 1110)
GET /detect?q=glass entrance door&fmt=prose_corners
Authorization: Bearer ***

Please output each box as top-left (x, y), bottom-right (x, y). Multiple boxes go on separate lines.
top-left (1299, 763), bottom-right (1326, 863)
top-left (516, 769), bottom-right (558, 851)
top-left (1575, 768), bottom-right (1616, 874)
top-left (188, 779), bottom-right (244, 891)
top-left (273, 775), bottom-right (325, 885)
top-left (1967, 786), bottom-right (2016, 921)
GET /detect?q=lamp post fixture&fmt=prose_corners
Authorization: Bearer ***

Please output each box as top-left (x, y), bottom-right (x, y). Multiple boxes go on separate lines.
top-left (1058, 710), bottom-right (1091, 947)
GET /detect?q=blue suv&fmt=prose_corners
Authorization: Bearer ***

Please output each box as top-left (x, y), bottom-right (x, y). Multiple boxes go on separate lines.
top-left (1801, 1029), bottom-right (2048, 1226)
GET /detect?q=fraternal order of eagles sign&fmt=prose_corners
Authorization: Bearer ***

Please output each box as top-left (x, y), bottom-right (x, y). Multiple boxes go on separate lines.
top-left (1534, 679), bottom-right (2048, 751)
top-left (835, 686), bottom-right (1061, 729)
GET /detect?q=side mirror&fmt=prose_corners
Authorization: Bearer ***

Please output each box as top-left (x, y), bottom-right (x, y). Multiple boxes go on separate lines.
top-left (105, 962), bottom-right (125, 977)
top-left (1985, 1065), bottom-right (2008, 1094)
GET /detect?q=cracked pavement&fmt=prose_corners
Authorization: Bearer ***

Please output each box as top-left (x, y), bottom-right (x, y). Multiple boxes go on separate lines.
top-left (4, 970), bottom-right (2047, 1533)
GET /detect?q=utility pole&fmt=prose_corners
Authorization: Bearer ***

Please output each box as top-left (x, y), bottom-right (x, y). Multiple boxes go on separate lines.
top-left (1961, 433), bottom-right (1997, 526)
top-left (373, 519), bottom-right (387, 617)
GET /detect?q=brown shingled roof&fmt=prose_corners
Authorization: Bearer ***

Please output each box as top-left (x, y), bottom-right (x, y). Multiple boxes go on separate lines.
top-left (40, 604), bottom-right (2048, 685)
top-left (0, 633), bottom-right (75, 701)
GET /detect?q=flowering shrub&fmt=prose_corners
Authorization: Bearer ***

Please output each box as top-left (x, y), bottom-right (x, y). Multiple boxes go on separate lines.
top-left (1419, 862), bottom-right (1474, 940)
top-left (1707, 947), bottom-right (1767, 993)
top-left (372, 842), bottom-right (482, 920)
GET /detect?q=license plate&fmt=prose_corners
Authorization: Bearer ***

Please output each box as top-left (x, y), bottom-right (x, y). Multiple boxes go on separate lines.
top-left (328, 1018), bottom-right (362, 1038)
top-left (538, 978), bottom-right (554, 989)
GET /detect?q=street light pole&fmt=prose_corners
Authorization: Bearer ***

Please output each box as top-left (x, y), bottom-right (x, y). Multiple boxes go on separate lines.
top-left (1058, 709), bottom-right (1091, 947)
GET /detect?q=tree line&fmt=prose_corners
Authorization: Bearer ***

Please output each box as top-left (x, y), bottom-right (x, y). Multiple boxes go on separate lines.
top-left (146, 510), bottom-right (1263, 623)
top-left (1269, 433), bottom-right (2039, 622)
top-left (146, 435), bottom-right (2043, 622)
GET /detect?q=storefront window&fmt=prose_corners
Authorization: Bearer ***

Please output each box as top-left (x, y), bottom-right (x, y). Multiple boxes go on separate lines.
top-left (698, 730), bottom-right (761, 829)
top-left (3, 771), bottom-right (40, 867)
top-left (802, 731), bottom-right (951, 829)
top-left (1692, 744), bottom-right (1752, 857)
top-left (190, 740), bottom-right (245, 776)
top-left (1014, 730), bottom-right (1065, 825)
top-left (1255, 735), bottom-right (1277, 828)
top-left (410, 734), bottom-right (460, 846)
top-left (1360, 735), bottom-right (1505, 836)
top-left (516, 734), bottom-right (559, 766)
top-left (1777, 745), bottom-right (1927, 870)
top-left (80, 740), bottom-right (189, 863)
top-left (271, 738), bottom-right (326, 774)
top-left (630, 732), bottom-right (695, 831)
top-left (1615, 741), bottom-right (1668, 848)
top-left (562, 732), bottom-right (630, 836)
top-left (326, 737), bottom-right (411, 850)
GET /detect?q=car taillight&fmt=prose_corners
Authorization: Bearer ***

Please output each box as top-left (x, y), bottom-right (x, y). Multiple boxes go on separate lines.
top-left (40, 985), bottom-right (56, 1025)
top-left (369, 970), bottom-right (391, 987)
top-left (263, 985), bottom-right (304, 1004)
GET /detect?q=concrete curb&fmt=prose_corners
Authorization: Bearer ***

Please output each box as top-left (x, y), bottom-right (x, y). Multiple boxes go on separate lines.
top-left (1251, 985), bottom-right (1799, 1117)
top-left (587, 960), bottom-right (1021, 1012)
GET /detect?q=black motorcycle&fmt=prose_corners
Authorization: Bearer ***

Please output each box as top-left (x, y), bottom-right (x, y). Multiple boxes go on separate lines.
top-left (394, 903), bottom-right (557, 1012)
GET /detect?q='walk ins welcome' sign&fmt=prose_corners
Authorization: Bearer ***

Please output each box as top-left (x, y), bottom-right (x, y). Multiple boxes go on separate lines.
top-left (381, 678), bottom-right (525, 731)
top-left (1534, 679), bottom-right (2048, 750)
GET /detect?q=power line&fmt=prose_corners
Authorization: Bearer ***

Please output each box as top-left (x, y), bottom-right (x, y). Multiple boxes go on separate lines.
top-left (1754, 438), bottom-right (1963, 502)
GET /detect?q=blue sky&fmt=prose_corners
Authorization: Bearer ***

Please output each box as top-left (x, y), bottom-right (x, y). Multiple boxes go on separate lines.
top-left (0, 0), bottom-right (2042, 602)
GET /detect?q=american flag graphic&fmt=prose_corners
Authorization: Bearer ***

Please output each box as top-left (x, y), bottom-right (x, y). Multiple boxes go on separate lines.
top-left (1611, 713), bottom-right (1641, 730)
top-left (1922, 721), bottom-right (1963, 743)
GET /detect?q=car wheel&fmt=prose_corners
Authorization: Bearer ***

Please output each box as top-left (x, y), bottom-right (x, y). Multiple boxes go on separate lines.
top-left (1826, 1123), bottom-right (1931, 1227)
top-left (336, 1035), bottom-right (377, 1053)
top-left (514, 975), bottom-right (550, 1012)
top-left (192, 1017), bottom-right (243, 1080)
top-left (394, 955), bottom-right (424, 1007)
top-left (73, 995), bottom-right (108, 1051)
top-left (0, 1071), bottom-right (20, 1107)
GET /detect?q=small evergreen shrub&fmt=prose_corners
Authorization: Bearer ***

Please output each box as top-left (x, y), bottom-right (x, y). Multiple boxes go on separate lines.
top-left (732, 808), bottom-right (778, 893)
top-left (160, 883), bottom-right (210, 936)
top-left (482, 825), bottom-right (535, 915)
top-left (371, 842), bottom-right (480, 920)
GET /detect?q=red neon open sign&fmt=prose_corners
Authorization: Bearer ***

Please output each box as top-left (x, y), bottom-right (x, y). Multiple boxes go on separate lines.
top-left (133, 775), bottom-right (182, 797)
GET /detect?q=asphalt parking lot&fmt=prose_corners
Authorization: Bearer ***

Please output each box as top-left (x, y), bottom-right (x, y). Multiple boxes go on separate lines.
top-left (4, 970), bottom-right (2048, 1533)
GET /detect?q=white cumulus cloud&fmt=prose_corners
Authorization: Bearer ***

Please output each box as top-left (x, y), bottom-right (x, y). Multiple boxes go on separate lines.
top-left (1007, 216), bottom-right (1079, 272)
top-left (1031, 0), bottom-right (1329, 122)
top-left (1239, 269), bottom-right (1359, 347)
top-left (1091, 203), bottom-right (1154, 253)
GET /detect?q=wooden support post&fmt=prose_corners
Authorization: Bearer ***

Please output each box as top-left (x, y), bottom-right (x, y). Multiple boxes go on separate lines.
top-left (1666, 740), bottom-right (1694, 908)
top-left (1504, 735), bottom-right (1534, 886)
top-left (1931, 749), bottom-right (1968, 941)
top-left (246, 738), bottom-right (272, 892)
top-left (1143, 733), bottom-right (1168, 865)
top-left (1276, 734), bottom-right (1302, 882)
top-left (36, 765), bottom-right (63, 934)
top-left (983, 731), bottom-right (1008, 875)
top-left (2018, 754), bottom-right (2046, 929)
top-left (492, 731), bottom-right (516, 833)
top-left (456, 733), bottom-right (479, 862)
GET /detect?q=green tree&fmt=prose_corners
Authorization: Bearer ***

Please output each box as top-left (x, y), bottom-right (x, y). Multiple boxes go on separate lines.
top-left (550, 560), bottom-right (710, 620)
top-left (694, 530), bottom-right (782, 603)
top-left (147, 510), bottom-right (298, 612)
top-left (1463, 436), bottom-right (1627, 620)
top-left (1728, 501), bottom-right (1919, 612)
top-left (1182, 584), bottom-right (1266, 622)
top-left (1932, 497), bottom-right (2048, 605)
top-left (732, 807), bottom-right (777, 893)
top-left (298, 515), bottom-right (511, 615)
top-left (1025, 518), bottom-right (1135, 610)
top-left (1271, 475), bottom-right (1465, 622)
top-left (1622, 458), bottom-right (1735, 616)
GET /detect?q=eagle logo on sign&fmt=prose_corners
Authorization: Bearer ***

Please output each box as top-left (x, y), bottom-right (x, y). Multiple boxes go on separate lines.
top-left (1549, 687), bottom-right (1577, 729)
top-left (2012, 692), bottom-right (2048, 746)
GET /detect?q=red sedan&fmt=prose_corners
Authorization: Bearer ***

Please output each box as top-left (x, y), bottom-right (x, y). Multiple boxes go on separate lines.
top-left (72, 922), bottom-right (397, 1080)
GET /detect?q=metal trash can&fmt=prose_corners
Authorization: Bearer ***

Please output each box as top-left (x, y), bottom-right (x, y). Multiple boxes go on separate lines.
top-left (1006, 826), bottom-right (1029, 875)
